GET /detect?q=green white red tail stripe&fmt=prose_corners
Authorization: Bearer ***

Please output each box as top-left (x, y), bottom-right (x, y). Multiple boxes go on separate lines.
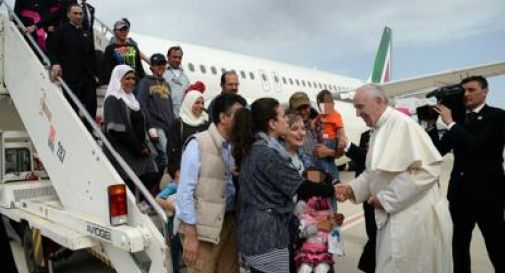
top-left (369, 26), bottom-right (392, 83)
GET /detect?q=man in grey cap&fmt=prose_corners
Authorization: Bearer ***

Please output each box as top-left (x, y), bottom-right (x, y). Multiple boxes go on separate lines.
top-left (102, 19), bottom-right (146, 84)
top-left (137, 53), bottom-right (175, 173)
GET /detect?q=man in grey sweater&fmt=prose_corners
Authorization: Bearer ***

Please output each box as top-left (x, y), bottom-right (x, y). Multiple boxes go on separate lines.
top-left (137, 53), bottom-right (175, 171)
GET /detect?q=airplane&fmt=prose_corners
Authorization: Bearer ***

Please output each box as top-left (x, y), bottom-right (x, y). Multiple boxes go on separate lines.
top-left (91, 22), bottom-right (504, 145)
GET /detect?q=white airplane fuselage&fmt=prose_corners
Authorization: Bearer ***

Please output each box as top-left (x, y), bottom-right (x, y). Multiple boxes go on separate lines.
top-left (134, 33), bottom-right (369, 144)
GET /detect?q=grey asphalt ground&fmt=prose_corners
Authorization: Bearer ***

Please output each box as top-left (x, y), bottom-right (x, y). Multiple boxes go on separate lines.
top-left (8, 154), bottom-right (494, 273)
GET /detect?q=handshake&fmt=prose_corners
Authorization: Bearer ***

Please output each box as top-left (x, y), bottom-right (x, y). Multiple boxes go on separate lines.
top-left (334, 184), bottom-right (354, 202)
top-left (335, 183), bottom-right (384, 210)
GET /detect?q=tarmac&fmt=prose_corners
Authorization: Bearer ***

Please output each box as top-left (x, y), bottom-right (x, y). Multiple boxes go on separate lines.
top-left (8, 154), bottom-right (495, 273)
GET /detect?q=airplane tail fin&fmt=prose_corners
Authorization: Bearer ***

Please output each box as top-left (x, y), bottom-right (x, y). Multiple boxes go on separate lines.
top-left (368, 26), bottom-right (392, 84)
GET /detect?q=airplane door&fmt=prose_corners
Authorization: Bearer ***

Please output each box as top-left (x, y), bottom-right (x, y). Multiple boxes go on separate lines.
top-left (259, 70), bottom-right (270, 92)
top-left (271, 71), bottom-right (282, 93)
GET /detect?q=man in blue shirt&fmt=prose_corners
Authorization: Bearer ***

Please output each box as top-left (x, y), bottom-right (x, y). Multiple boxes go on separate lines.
top-left (175, 93), bottom-right (246, 273)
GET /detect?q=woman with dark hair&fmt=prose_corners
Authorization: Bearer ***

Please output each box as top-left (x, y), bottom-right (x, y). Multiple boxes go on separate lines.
top-left (231, 98), bottom-right (336, 273)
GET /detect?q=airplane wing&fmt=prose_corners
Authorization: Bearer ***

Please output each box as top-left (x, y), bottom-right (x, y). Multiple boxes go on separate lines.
top-left (337, 60), bottom-right (505, 100)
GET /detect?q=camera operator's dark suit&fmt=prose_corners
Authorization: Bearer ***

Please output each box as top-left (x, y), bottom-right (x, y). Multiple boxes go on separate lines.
top-left (345, 130), bottom-right (376, 273)
top-left (429, 104), bottom-right (505, 273)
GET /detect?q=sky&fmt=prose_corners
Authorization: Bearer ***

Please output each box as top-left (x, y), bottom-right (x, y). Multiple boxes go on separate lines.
top-left (5, 0), bottom-right (505, 107)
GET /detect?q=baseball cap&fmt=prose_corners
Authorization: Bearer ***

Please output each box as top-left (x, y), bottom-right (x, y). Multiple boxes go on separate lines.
top-left (150, 53), bottom-right (167, 65)
top-left (113, 20), bottom-right (129, 30)
top-left (289, 92), bottom-right (310, 110)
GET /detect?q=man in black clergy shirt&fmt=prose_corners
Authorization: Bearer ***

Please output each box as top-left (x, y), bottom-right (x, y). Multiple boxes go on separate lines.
top-left (47, 3), bottom-right (98, 120)
top-left (432, 75), bottom-right (505, 273)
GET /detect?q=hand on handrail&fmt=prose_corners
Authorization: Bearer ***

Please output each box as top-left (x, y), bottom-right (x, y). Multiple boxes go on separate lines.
top-left (51, 65), bottom-right (62, 82)
top-left (25, 25), bottom-right (36, 34)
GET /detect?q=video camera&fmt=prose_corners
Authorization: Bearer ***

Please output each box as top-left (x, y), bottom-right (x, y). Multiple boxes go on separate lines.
top-left (416, 84), bottom-right (465, 123)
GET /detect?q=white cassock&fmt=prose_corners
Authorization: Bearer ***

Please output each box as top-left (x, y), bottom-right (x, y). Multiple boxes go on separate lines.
top-left (350, 107), bottom-right (453, 273)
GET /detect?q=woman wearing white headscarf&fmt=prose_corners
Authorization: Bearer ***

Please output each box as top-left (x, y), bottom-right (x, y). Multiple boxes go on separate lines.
top-left (166, 90), bottom-right (209, 178)
top-left (103, 64), bottom-right (158, 192)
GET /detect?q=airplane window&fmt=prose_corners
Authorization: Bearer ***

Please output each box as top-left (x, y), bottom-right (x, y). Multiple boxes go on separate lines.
top-left (318, 83), bottom-right (322, 89)
top-left (295, 79), bottom-right (300, 86)
top-left (188, 63), bottom-right (195, 72)
top-left (289, 78), bottom-right (294, 85)
top-left (301, 80), bottom-right (306, 87)
top-left (274, 75), bottom-right (279, 83)
top-left (262, 74), bottom-right (267, 81)
top-left (282, 77), bottom-right (287, 84)
top-left (249, 72), bottom-right (255, 80)
top-left (324, 84), bottom-right (328, 89)
top-left (313, 82), bottom-right (317, 88)
top-left (221, 68), bottom-right (226, 74)
top-left (211, 66), bottom-right (217, 75)
top-left (200, 65), bottom-right (207, 74)
top-left (240, 70), bottom-right (246, 79)
top-left (231, 69), bottom-right (236, 74)
top-left (308, 81), bottom-right (312, 88)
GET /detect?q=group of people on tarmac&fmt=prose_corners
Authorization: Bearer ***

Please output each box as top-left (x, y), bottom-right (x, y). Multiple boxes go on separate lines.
top-left (7, 1), bottom-right (505, 273)
top-left (99, 68), bottom-right (504, 273)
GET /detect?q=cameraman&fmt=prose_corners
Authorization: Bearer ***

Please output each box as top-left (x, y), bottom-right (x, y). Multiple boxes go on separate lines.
top-left (432, 75), bottom-right (505, 273)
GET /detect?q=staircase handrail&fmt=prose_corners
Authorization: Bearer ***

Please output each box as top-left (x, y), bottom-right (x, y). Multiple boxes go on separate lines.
top-left (0, 1), bottom-right (170, 243)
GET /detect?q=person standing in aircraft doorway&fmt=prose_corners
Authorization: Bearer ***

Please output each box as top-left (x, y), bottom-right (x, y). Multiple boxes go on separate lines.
top-left (164, 46), bottom-right (190, 119)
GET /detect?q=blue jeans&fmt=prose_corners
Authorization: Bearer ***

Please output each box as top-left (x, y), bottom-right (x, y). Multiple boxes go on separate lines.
top-left (152, 128), bottom-right (168, 170)
top-left (314, 139), bottom-right (340, 181)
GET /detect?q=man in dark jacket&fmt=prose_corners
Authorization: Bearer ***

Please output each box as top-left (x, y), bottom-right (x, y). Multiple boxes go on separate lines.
top-left (46, 3), bottom-right (98, 120)
top-left (136, 53), bottom-right (174, 172)
top-left (339, 131), bottom-right (375, 273)
top-left (432, 75), bottom-right (505, 273)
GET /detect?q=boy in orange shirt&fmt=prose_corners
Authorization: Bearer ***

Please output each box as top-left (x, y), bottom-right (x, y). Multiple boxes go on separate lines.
top-left (314, 90), bottom-right (345, 182)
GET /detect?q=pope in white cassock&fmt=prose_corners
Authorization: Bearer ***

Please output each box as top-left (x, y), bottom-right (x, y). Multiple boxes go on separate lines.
top-left (336, 85), bottom-right (453, 273)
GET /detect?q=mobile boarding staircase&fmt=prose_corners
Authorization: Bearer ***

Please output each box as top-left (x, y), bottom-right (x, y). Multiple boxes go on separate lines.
top-left (0, 2), bottom-right (172, 273)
